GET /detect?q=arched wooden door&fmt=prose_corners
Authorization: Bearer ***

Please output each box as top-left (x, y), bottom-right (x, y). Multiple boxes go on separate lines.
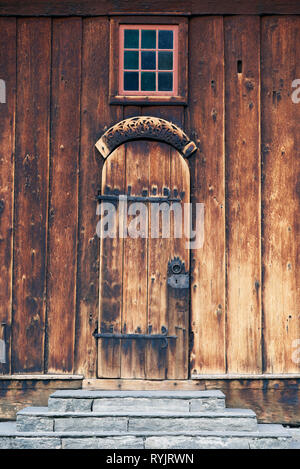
top-left (95, 117), bottom-right (196, 380)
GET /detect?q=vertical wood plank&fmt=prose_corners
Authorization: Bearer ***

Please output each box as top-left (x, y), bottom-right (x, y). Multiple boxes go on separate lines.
top-left (0, 18), bottom-right (16, 374)
top-left (225, 16), bottom-right (262, 373)
top-left (97, 146), bottom-right (126, 378)
top-left (12, 18), bottom-right (51, 373)
top-left (142, 110), bottom-right (185, 379)
top-left (123, 106), bottom-right (141, 119)
top-left (47, 18), bottom-right (82, 373)
top-left (185, 17), bottom-right (226, 374)
top-left (167, 149), bottom-right (190, 379)
top-left (146, 142), bottom-right (171, 379)
top-left (75, 17), bottom-right (122, 377)
top-left (261, 16), bottom-right (300, 373)
top-left (141, 106), bottom-right (184, 128)
top-left (121, 141), bottom-right (149, 378)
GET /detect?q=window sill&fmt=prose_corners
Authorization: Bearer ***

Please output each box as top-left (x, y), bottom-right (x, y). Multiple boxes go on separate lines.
top-left (110, 95), bottom-right (188, 105)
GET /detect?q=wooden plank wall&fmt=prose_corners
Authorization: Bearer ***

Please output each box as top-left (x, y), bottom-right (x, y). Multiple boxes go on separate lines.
top-left (0, 16), bottom-right (299, 377)
top-left (13, 19), bottom-right (51, 373)
top-left (0, 18), bottom-right (16, 374)
top-left (186, 16), bottom-right (226, 374)
top-left (224, 16), bottom-right (262, 374)
top-left (261, 17), bottom-right (300, 373)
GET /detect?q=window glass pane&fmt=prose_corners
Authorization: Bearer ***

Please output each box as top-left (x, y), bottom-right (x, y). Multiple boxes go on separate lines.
top-left (158, 72), bottom-right (173, 91)
top-left (124, 29), bottom-right (139, 49)
top-left (141, 30), bottom-right (156, 49)
top-left (158, 51), bottom-right (173, 70)
top-left (141, 72), bottom-right (156, 91)
top-left (141, 51), bottom-right (156, 70)
top-left (124, 72), bottom-right (139, 91)
top-left (124, 51), bottom-right (139, 70)
top-left (158, 30), bottom-right (173, 49)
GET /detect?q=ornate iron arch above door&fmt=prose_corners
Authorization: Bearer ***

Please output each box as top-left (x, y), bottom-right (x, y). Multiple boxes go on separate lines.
top-left (95, 116), bottom-right (197, 159)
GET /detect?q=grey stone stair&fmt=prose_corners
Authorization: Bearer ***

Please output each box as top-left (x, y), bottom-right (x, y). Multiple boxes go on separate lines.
top-left (16, 407), bottom-right (257, 433)
top-left (0, 421), bottom-right (293, 449)
top-left (0, 390), bottom-right (295, 449)
top-left (48, 390), bottom-right (226, 413)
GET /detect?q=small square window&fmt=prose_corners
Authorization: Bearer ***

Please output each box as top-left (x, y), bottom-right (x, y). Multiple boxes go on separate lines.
top-left (124, 51), bottom-right (139, 70)
top-left (141, 72), bottom-right (156, 91)
top-left (119, 24), bottom-right (178, 97)
top-left (158, 72), bottom-right (173, 91)
top-left (141, 30), bottom-right (156, 49)
top-left (158, 51), bottom-right (173, 70)
top-left (110, 17), bottom-right (188, 104)
top-left (158, 30), bottom-right (173, 49)
top-left (124, 72), bottom-right (139, 91)
top-left (141, 51), bottom-right (156, 70)
top-left (124, 29), bottom-right (139, 49)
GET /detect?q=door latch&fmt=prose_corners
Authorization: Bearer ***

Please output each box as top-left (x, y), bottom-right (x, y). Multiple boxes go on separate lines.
top-left (167, 257), bottom-right (189, 289)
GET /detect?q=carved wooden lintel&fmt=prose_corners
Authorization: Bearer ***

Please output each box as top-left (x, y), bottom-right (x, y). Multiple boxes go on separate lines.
top-left (95, 116), bottom-right (197, 158)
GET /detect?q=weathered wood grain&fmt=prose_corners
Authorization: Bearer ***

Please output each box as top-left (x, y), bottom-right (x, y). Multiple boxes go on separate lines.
top-left (46, 18), bottom-right (82, 373)
top-left (0, 11), bottom-right (299, 396)
top-left (98, 140), bottom-right (190, 379)
top-left (0, 377), bottom-right (82, 420)
top-left (12, 18), bottom-right (51, 373)
top-left (261, 16), bottom-right (300, 373)
top-left (141, 106), bottom-right (184, 129)
top-left (121, 141), bottom-right (149, 378)
top-left (97, 146), bottom-right (125, 378)
top-left (75, 17), bottom-right (122, 377)
top-left (0, 1), bottom-right (300, 16)
top-left (146, 142), bottom-right (171, 379)
top-left (123, 106), bottom-right (142, 119)
top-left (167, 148), bottom-right (190, 379)
top-left (185, 16), bottom-right (226, 374)
top-left (0, 18), bottom-right (16, 374)
top-left (224, 16), bottom-right (262, 374)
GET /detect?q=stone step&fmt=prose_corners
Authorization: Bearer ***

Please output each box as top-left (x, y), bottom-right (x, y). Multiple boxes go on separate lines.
top-left (0, 422), bottom-right (293, 449)
top-left (48, 390), bottom-right (226, 413)
top-left (16, 407), bottom-right (257, 433)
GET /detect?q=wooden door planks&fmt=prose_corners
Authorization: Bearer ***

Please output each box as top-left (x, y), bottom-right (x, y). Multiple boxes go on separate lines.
top-left (97, 146), bottom-right (126, 378)
top-left (146, 142), bottom-right (171, 379)
top-left (12, 19), bottom-right (51, 373)
top-left (261, 16), bottom-right (300, 373)
top-left (0, 18), bottom-right (16, 374)
top-left (97, 141), bottom-right (190, 379)
top-left (186, 17), bottom-right (226, 374)
top-left (224, 16), bottom-right (262, 374)
top-left (167, 147), bottom-right (190, 379)
top-left (121, 141), bottom-right (149, 378)
top-left (46, 18), bottom-right (82, 373)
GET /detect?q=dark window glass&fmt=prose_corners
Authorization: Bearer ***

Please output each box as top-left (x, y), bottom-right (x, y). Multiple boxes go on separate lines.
top-left (158, 30), bottom-right (173, 49)
top-left (158, 51), bottom-right (173, 70)
top-left (124, 51), bottom-right (139, 70)
top-left (141, 72), bottom-right (156, 91)
top-left (124, 29), bottom-right (139, 49)
top-left (141, 30), bottom-right (156, 49)
top-left (124, 72), bottom-right (139, 91)
top-left (158, 72), bottom-right (173, 91)
top-left (141, 51), bottom-right (156, 70)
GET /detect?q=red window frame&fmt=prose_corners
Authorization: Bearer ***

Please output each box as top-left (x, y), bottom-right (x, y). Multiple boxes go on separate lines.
top-left (119, 24), bottom-right (179, 96)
